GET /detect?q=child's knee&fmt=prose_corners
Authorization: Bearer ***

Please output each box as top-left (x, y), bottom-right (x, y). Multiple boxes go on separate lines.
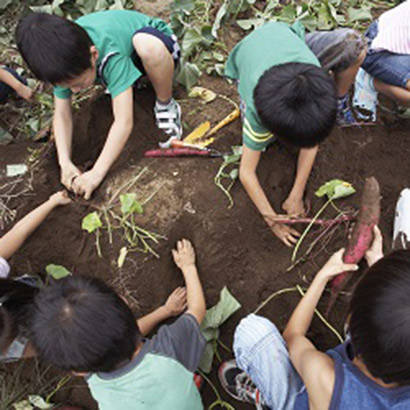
top-left (133, 34), bottom-right (168, 65)
top-left (234, 314), bottom-right (281, 353)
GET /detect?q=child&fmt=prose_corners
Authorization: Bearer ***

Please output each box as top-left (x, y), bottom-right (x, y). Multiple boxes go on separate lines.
top-left (225, 22), bottom-right (365, 246)
top-left (16, 10), bottom-right (182, 200)
top-left (29, 239), bottom-right (206, 410)
top-left (219, 227), bottom-right (410, 409)
top-left (354, 1), bottom-right (410, 120)
top-left (0, 190), bottom-right (71, 361)
top-left (0, 66), bottom-right (33, 103)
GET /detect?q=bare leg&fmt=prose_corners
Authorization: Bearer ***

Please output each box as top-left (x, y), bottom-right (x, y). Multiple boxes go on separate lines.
top-left (374, 78), bottom-right (410, 106)
top-left (334, 49), bottom-right (367, 96)
top-left (132, 33), bottom-right (174, 103)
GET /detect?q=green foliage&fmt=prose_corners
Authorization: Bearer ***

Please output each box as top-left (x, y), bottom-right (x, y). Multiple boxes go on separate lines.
top-left (120, 193), bottom-right (143, 216)
top-left (82, 211), bottom-right (103, 233)
top-left (315, 179), bottom-right (356, 200)
top-left (45, 264), bottom-right (71, 280)
top-left (29, 0), bottom-right (134, 19)
top-left (214, 146), bottom-right (242, 208)
top-left (199, 287), bottom-right (241, 373)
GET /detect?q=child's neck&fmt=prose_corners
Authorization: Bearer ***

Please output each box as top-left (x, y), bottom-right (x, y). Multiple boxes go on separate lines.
top-left (131, 341), bottom-right (144, 359)
top-left (353, 357), bottom-right (398, 389)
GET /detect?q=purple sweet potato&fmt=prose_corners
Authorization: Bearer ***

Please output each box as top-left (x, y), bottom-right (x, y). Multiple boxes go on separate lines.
top-left (328, 177), bottom-right (381, 310)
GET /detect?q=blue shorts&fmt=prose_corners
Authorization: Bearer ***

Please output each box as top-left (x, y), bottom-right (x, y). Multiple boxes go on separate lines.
top-left (362, 21), bottom-right (410, 88)
top-left (132, 27), bottom-right (181, 75)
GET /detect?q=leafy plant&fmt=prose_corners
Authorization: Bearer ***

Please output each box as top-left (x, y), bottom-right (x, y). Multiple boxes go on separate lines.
top-left (291, 179), bottom-right (356, 262)
top-left (82, 211), bottom-right (103, 257)
top-left (214, 146), bottom-right (242, 208)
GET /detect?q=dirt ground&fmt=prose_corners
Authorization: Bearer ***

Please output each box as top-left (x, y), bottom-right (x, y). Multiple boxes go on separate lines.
top-left (1, 68), bottom-right (409, 408)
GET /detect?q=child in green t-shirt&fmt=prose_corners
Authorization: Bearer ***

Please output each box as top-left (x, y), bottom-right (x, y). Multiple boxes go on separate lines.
top-left (225, 22), bottom-right (366, 246)
top-left (16, 10), bottom-right (182, 200)
top-left (29, 239), bottom-right (206, 410)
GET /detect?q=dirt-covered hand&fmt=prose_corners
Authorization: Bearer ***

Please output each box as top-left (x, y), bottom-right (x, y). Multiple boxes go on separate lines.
top-left (72, 170), bottom-right (104, 200)
top-left (282, 195), bottom-right (305, 217)
top-left (365, 225), bottom-right (384, 267)
top-left (49, 190), bottom-right (72, 206)
top-left (172, 239), bottom-right (196, 270)
top-left (17, 84), bottom-right (34, 102)
top-left (270, 223), bottom-right (300, 247)
top-left (60, 162), bottom-right (82, 191)
top-left (318, 248), bottom-right (358, 280)
top-left (164, 287), bottom-right (187, 316)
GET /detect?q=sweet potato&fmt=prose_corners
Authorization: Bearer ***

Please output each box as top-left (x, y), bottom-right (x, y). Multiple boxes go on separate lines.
top-left (328, 177), bottom-right (381, 311)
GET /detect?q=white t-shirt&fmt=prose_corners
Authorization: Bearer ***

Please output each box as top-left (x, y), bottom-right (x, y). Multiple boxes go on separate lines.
top-left (0, 257), bottom-right (10, 278)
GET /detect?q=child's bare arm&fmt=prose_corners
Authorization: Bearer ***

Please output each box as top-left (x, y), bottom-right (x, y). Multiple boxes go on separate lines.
top-left (283, 250), bottom-right (358, 409)
top-left (0, 191), bottom-right (71, 260)
top-left (239, 145), bottom-right (300, 247)
top-left (0, 67), bottom-right (33, 101)
top-left (53, 96), bottom-right (81, 190)
top-left (172, 239), bottom-right (206, 324)
top-left (72, 87), bottom-right (134, 200)
top-left (282, 146), bottom-right (318, 216)
top-left (137, 287), bottom-right (187, 336)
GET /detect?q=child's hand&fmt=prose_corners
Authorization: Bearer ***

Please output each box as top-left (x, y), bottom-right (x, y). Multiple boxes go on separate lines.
top-left (365, 225), bottom-right (384, 267)
top-left (48, 190), bottom-right (72, 206)
top-left (60, 162), bottom-right (82, 191)
top-left (16, 84), bottom-right (34, 102)
top-left (163, 287), bottom-right (187, 316)
top-left (266, 217), bottom-right (300, 247)
top-left (317, 249), bottom-right (358, 280)
top-left (72, 169), bottom-right (104, 200)
top-left (282, 195), bottom-right (305, 217)
top-left (172, 239), bottom-right (196, 270)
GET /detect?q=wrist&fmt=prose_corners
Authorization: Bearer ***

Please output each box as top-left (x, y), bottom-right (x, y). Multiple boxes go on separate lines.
top-left (158, 304), bottom-right (172, 318)
top-left (180, 263), bottom-right (196, 274)
top-left (91, 165), bottom-right (107, 181)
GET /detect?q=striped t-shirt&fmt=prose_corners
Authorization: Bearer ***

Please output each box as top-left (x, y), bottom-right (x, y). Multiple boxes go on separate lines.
top-left (225, 22), bottom-right (320, 151)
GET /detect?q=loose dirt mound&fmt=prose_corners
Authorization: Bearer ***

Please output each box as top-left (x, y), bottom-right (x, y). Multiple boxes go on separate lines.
top-left (1, 79), bottom-right (409, 408)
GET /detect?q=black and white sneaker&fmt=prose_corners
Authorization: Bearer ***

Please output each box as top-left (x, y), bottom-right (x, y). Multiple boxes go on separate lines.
top-left (154, 98), bottom-right (182, 148)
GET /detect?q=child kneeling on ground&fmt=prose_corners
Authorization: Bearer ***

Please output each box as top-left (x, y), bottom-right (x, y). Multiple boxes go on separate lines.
top-left (225, 21), bottom-right (365, 246)
top-left (16, 10), bottom-right (182, 200)
top-left (29, 239), bottom-right (206, 410)
top-left (0, 191), bottom-right (71, 361)
top-left (219, 226), bottom-right (410, 409)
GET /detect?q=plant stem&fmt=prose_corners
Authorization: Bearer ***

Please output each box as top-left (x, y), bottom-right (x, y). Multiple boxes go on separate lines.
top-left (267, 214), bottom-right (353, 226)
top-left (254, 287), bottom-right (299, 314)
top-left (296, 285), bottom-right (343, 344)
top-left (291, 198), bottom-right (332, 262)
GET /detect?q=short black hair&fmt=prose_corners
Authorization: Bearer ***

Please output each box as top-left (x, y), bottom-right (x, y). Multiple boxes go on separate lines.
top-left (349, 250), bottom-right (410, 385)
top-left (0, 279), bottom-right (38, 353)
top-left (30, 276), bottom-right (140, 373)
top-left (16, 13), bottom-right (93, 83)
top-left (254, 62), bottom-right (337, 147)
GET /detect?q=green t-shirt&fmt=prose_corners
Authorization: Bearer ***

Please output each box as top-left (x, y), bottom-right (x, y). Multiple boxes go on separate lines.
top-left (225, 21), bottom-right (320, 151)
top-left (87, 314), bottom-right (205, 410)
top-left (54, 10), bottom-right (173, 99)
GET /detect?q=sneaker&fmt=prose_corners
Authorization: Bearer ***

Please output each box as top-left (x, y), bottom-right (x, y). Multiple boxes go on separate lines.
top-left (154, 98), bottom-right (182, 148)
top-left (218, 360), bottom-right (269, 410)
top-left (353, 68), bottom-right (378, 121)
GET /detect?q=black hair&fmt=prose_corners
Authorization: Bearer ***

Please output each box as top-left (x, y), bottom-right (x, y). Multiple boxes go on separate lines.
top-left (30, 275), bottom-right (140, 373)
top-left (254, 62), bottom-right (337, 147)
top-left (349, 250), bottom-right (410, 385)
top-left (16, 13), bottom-right (93, 83)
top-left (0, 279), bottom-right (38, 353)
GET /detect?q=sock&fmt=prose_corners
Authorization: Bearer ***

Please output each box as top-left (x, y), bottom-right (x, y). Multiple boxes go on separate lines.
top-left (156, 98), bottom-right (173, 108)
top-left (337, 94), bottom-right (349, 110)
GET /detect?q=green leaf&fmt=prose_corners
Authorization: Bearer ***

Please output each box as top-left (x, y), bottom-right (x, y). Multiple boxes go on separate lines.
top-left (347, 6), bottom-right (372, 22)
top-left (236, 18), bottom-right (265, 30)
top-left (82, 211), bottom-right (102, 233)
top-left (175, 62), bottom-right (201, 90)
top-left (229, 169), bottom-right (239, 180)
top-left (120, 193), bottom-right (143, 216)
top-left (315, 179), bottom-right (355, 200)
top-left (212, 1), bottom-right (228, 38)
top-left (199, 287), bottom-right (241, 372)
top-left (181, 28), bottom-right (203, 58)
top-left (0, 0), bottom-right (13, 11)
top-left (46, 264), bottom-right (71, 280)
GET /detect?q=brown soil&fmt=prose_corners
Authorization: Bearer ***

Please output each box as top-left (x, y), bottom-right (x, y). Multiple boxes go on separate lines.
top-left (1, 75), bottom-right (410, 409)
